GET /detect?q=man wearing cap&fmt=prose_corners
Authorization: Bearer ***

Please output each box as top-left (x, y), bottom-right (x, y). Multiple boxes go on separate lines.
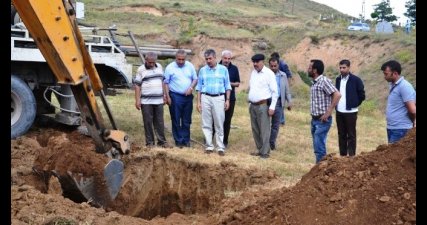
top-left (248, 53), bottom-right (278, 159)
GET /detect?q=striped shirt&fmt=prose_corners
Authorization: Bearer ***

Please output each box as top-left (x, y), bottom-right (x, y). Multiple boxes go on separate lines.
top-left (196, 63), bottom-right (231, 95)
top-left (310, 75), bottom-right (339, 116)
top-left (133, 63), bottom-right (164, 104)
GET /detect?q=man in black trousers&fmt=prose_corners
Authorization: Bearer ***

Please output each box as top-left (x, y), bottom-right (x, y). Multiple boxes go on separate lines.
top-left (335, 59), bottom-right (365, 157)
top-left (219, 50), bottom-right (240, 148)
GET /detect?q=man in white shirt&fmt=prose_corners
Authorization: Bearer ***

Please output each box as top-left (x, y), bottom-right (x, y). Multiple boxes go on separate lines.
top-left (248, 54), bottom-right (278, 159)
top-left (335, 59), bottom-right (365, 156)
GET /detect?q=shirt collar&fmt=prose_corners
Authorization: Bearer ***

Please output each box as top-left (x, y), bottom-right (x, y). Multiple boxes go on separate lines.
top-left (341, 73), bottom-right (349, 81)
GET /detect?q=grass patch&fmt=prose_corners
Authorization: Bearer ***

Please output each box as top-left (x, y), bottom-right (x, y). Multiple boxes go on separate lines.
top-left (97, 88), bottom-right (386, 186)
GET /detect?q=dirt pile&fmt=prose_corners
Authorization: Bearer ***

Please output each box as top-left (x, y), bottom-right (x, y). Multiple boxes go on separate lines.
top-left (209, 128), bottom-right (416, 225)
top-left (11, 128), bottom-right (278, 224)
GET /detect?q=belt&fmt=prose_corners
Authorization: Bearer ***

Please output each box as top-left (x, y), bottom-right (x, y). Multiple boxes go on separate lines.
top-left (250, 99), bottom-right (267, 105)
top-left (202, 92), bottom-right (224, 97)
top-left (311, 115), bottom-right (322, 120)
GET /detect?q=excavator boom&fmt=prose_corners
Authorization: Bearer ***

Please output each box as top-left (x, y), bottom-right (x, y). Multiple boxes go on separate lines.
top-left (12, 0), bottom-right (130, 206)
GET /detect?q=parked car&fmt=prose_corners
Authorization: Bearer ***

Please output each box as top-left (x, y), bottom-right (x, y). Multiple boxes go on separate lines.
top-left (347, 22), bottom-right (370, 31)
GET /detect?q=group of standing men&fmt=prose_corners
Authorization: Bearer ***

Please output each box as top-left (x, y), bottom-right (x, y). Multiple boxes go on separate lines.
top-left (306, 58), bottom-right (415, 163)
top-left (133, 49), bottom-right (241, 156)
top-left (133, 49), bottom-right (416, 163)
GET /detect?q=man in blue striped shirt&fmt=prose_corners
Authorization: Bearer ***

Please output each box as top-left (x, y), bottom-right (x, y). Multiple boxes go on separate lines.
top-left (196, 49), bottom-right (231, 156)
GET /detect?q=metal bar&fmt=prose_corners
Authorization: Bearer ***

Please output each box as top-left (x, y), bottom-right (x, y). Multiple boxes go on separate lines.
top-left (99, 90), bottom-right (117, 130)
top-left (127, 31), bottom-right (145, 64)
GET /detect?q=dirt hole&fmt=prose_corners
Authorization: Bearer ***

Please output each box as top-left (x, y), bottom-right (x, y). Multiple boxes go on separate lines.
top-left (22, 129), bottom-right (277, 220)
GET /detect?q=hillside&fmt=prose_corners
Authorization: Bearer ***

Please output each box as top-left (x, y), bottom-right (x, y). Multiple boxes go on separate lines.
top-left (81, 0), bottom-right (415, 110)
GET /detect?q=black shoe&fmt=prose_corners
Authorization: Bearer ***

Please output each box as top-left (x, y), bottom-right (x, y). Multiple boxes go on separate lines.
top-left (176, 143), bottom-right (184, 149)
top-left (260, 154), bottom-right (270, 159)
top-left (205, 150), bottom-right (213, 154)
top-left (218, 151), bottom-right (225, 156)
top-left (270, 144), bottom-right (275, 150)
top-left (184, 142), bottom-right (191, 147)
top-left (250, 152), bottom-right (260, 156)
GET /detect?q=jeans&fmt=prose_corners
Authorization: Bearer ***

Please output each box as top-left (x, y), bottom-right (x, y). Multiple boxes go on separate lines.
top-left (311, 116), bottom-right (332, 163)
top-left (387, 129), bottom-right (409, 144)
top-left (169, 91), bottom-right (193, 146)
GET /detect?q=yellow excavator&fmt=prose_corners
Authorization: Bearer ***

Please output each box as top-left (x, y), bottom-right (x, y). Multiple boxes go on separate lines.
top-left (12, 0), bottom-right (130, 207)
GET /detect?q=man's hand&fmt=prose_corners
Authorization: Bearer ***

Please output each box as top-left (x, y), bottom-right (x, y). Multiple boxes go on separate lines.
top-left (135, 101), bottom-right (141, 110)
top-left (268, 109), bottom-right (275, 116)
top-left (197, 103), bottom-right (202, 113)
top-left (185, 87), bottom-right (193, 96)
top-left (320, 111), bottom-right (331, 122)
top-left (165, 96), bottom-right (172, 105)
top-left (225, 100), bottom-right (230, 111)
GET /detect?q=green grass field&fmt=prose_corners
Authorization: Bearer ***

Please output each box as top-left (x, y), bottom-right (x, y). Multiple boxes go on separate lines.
top-left (98, 88), bottom-right (387, 186)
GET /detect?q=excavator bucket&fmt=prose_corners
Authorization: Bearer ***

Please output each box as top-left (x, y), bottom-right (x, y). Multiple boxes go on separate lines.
top-left (51, 159), bottom-right (124, 207)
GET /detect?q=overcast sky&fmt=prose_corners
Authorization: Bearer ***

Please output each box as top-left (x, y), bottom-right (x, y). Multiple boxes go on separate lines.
top-left (310, 0), bottom-right (409, 26)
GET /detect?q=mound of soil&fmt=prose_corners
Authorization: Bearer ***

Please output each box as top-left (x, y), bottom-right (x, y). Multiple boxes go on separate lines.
top-left (209, 128), bottom-right (416, 225)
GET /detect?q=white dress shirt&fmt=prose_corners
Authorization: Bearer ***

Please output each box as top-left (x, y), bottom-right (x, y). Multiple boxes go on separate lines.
top-left (248, 66), bottom-right (278, 110)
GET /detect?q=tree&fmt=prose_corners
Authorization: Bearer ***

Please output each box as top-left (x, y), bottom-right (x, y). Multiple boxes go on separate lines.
top-left (404, 0), bottom-right (416, 26)
top-left (370, 0), bottom-right (397, 22)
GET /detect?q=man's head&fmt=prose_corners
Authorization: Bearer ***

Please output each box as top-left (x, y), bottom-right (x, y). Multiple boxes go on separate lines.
top-left (204, 49), bottom-right (217, 68)
top-left (175, 49), bottom-right (187, 67)
top-left (308, 59), bottom-right (324, 79)
top-left (269, 57), bottom-right (280, 73)
top-left (339, 59), bottom-right (351, 76)
top-left (251, 54), bottom-right (265, 72)
top-left (221, 50), bottom-right (232, 67)
top-left (271, 52), bottom-right (280, 59)
top-left (144, 52), bottom-right (157, 69)
top-left (381, 60), bottom-right (401, 83)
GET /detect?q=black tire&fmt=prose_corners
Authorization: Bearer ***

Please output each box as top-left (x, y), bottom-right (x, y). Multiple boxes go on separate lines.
top-left (11, 75), bottom-right (37, 139)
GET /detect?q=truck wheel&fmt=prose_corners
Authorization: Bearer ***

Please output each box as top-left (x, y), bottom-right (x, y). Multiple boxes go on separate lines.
top-left (11, 75), bottom-right (36, 139)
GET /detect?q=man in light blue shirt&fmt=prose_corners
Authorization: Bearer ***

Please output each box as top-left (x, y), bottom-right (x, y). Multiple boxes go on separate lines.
top-left (164, 50), bottom-right (198, 148)
top-left (381, 60), bottom-right (416, 143)
top-left (196, 49), bottom-right (231, 155)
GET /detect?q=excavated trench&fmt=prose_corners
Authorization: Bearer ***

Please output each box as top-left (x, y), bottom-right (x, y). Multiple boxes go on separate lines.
top-left (25, 129), bottom-right (278, 220)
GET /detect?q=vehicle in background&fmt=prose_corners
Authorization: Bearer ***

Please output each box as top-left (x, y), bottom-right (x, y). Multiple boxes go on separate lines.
top-left (347, 22), bottom-right (370, 31)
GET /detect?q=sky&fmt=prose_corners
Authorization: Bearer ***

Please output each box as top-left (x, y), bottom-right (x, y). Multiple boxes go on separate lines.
top-left (311, 0), bottom-right (409, 26)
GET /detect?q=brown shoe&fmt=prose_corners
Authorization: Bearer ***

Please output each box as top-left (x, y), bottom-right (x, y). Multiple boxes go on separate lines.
top-left (250, 152), bottom-right (260, 156)
top-left (218, 151), bottom-right (225, 156)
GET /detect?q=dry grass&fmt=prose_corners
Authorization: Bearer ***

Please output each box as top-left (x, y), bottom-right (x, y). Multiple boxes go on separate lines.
top-left (97, 88), bottom-right (386, 187)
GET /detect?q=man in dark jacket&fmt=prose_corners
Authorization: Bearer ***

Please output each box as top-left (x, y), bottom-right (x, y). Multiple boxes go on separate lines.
top-left (335, 59), bottom-right (365, 157)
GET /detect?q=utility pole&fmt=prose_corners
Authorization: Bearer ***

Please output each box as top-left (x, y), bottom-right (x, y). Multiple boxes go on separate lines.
top-left (361, 0), bottom-right (365, 22)
top-left (291, 0), bottom-right (295, 15)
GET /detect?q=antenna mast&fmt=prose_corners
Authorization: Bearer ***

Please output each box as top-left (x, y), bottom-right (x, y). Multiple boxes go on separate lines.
top-left (361, 0), bottom-right (365, 22)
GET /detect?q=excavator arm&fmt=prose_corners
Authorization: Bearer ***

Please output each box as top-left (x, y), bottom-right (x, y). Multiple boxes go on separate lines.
top-left (12, 0), bottom-right (130, 206)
